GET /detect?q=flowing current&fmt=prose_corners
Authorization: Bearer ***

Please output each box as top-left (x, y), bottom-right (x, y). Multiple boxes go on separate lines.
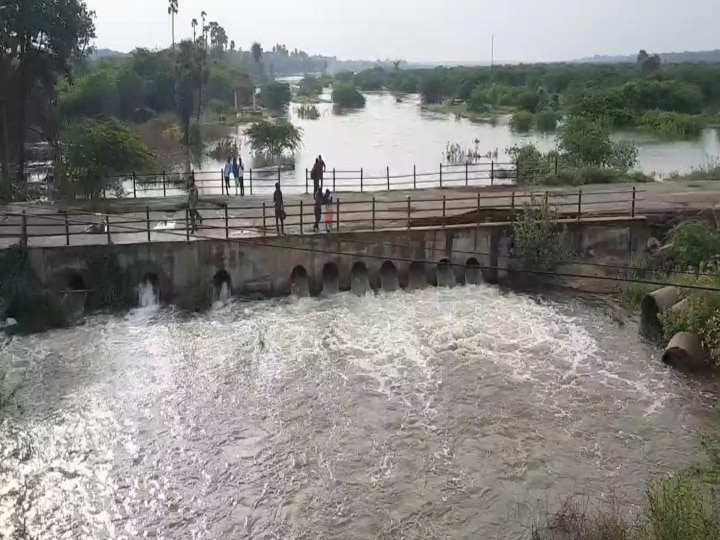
top-left (0, 286), bottom-right (718, 539)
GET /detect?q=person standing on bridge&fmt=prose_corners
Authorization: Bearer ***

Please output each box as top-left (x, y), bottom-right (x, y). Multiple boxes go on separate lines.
top-left (324, 189), bottom-right (334, 232)
top-left (317, 155), bottom-right (326, 189)
top-left (188, 178), bottom-right (203, 233)
top-left (310, 158), bottom-right (321, 195)
top-left (313, 187), bottom-right (323, 232)
top-left (237, 156), bottom-right (245, 196)
top-left (224, 157), bottom-right (233, 196)
top-left (232, 157), bottom-right (239, 194)
top-left (273, 182), bottom-right (285, 235)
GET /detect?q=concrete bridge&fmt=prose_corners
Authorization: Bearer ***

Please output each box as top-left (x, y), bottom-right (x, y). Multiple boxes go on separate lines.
top-left (21, 216), bottom-right (649, 308)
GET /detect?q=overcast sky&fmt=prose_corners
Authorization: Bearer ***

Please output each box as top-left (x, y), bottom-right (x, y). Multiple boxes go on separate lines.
top-left (86, 0), bottom-right (718, 62)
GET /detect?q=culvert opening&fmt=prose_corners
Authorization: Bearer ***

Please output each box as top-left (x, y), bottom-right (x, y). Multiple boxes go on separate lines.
top-left (138, 272), bottom-right (160, 308)
top-left (465, 257), bottom-right (482, 285)
top-left (290, 265), bottom-right (310, 297)
top-left (379, 261), bottom-right (399, 292)
top-left (408, 261), bottom-right (426, 290)
top-left (212, 270), bottom-right (232, 303)
top-left (437, 259), bottom-right (456, 288)
top-left (351, 261), bottom-right (371, 296)
top-left (68, 273), bottom-right (86, 291)
top-left (322, 262), bottom-right (339, 295)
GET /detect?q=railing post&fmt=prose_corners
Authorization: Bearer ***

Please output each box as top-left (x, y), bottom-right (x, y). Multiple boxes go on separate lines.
top-left (632, 187), bottom-right (636, 217)
top-left (146, 206), bottom-right (151, 242)
top-left (555, 154), bottom-right (559, 177)
top-left (305, 168), bottom-right (308, 194)
top-left (20, 210), bottom-right (27, 248)
top-left (386, 166), bottom-right (390, 191)
top-left (407, 196), bottom-right (411, 229)
top-left (516, 160), bottom-right (520, 181)
top-left (439, 163), bottom-right (443, 188)
top-left (336, 199), bottom-right (340, 232)
top-left (300, 200), bottom-right (303, 235)
top-left (413, 164), bottom-right (416, 190)
top-left (442, 195), bottom-right (446, 228)
top-left (477, 192), bottom-right (481, 227)
top-left (262, 202), bottom-right (266, 235)
top-left (577, 190), bottom-right (582, 219)
top-left (220, 168), bottom-right (225, 195)
top-left (465, 161), bottom-right (469, 186)
top-left (63, 211), bottom-right (70, 246)
top-left (162, 170), bottom-right (167, 197)
top-left (360, 168), bottom-right (363, 192)
top-left (333, 168), bottom-right (336, 191)
top-left (491, 161), bottom-right (494, 185)
top-left (185, 209), bottom-right (190, 241)
top-left (277, 166), bottom-right (281, 186)
top-left (132, 172), bottom-right (137, 198)
top-left (372, 196), bottom-right (376, 230)
top-left (106, 215), bottom-right (111, 245)
top-left (225, 204), bottom-right (229, 239)
top-left (511, 191), bottom-right (515, 219)
top-left (249, 169), bottom-right (253, 195)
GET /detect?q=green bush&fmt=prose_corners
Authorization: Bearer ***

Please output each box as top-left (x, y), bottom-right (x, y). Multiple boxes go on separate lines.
top-left (666, 220), bottom-right (720, 270)
top-left (512, 195), bottom-right (570, 272)
top-left (638, 110), bottom-right (703, 139)
top-left (510, 110), bottom-right (534, 132)
top-left (260, 82), bottom-right (292, 111)
top-left (331, 84), bottom-right (366, 108)
top-left (535, 110), bottom-right (560, 132)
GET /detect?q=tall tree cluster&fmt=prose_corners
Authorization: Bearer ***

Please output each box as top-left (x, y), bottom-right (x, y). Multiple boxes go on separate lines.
top-left (0, 0), bottom-right (95, 199)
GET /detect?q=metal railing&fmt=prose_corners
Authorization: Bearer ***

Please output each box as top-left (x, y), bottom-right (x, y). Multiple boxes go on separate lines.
top-left (0, 187), bottom-right (641, 248)
top-left (70, 161), bottom-right (520, 199)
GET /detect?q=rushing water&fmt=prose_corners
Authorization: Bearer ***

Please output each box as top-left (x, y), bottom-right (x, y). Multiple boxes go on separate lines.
top-left (1, 287), bottom-right (718, 539)
top-left (199, 92), bottom-right (720, 193)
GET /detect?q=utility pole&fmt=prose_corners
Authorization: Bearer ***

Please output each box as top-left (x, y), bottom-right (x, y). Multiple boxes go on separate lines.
top-left (491, 34), bottom-right (495, 72)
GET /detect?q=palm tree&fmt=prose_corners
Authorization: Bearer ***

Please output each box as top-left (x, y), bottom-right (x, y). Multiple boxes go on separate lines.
top-left (168, 0), bottom-right (179, 49)
top-left (191, 18), bottom-right (198, 42)
top-left (230, 40), bottom-right (235, 52)
top-left (251, 42), bottom-right (263, 65)
top-left (200, 11), bottom-right (207, 48)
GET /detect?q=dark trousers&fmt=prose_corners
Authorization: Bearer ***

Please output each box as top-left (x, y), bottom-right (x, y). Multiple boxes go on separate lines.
top-left (189, 208), bottom-right (202, 232)
top-left (224, 175), bottom-right (231, 195)
top-left (275, 209), bottom-right (284, 234)
top-left (238, 176), bottom-right (244, 196)
top-left (313, 207), bottom-right (321, 231)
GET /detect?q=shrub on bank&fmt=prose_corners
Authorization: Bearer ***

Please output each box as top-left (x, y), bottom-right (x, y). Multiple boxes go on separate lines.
top-left (639, 110), bottom-right (703, 139)
top-left (535, 110), bottom-right (560, 132)
top-left (331, 84), bottom-right (366, 108)
top-left (509, 110), bottom-right (534, 132)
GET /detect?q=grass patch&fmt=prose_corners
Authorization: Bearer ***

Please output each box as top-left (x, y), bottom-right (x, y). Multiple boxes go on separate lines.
top-left (638, 110), bottom-right (703, 139)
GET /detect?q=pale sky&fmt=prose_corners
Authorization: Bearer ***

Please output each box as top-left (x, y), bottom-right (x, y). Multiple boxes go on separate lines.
top-left (87, 0), bottom-right (718, 63)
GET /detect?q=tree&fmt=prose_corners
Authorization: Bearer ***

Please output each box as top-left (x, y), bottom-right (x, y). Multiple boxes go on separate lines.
top-left (174, 40), bottom-right (203, 142)
top-left (332, 84), bottom-right (366, 108)
top-left (260, 82), bottom-right (291, 111)
top-left (0, 0), bottom-right (96, 200)
top-left (244, 119), bottom-right (303, 157)
top-left (230, 40), bottom-right (235, 52)
top-left (557, 115), bottom-right (614, 167)
top-left (168, 0), bottom-right (178, 49)
top-left (200, 11), bottom-right (207, 48)
top-left (251, 42), bottom-right (263, 77)
top-left (57, 117), bottom-right (155, 199)
top-left (191, 18), bottom-right (198, 42)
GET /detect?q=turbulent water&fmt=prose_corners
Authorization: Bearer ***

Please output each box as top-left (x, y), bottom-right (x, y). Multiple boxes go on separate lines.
top-left (1, 286), bottom-right (718, 539)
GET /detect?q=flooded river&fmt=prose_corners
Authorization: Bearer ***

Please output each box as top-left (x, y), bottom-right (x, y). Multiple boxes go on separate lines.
top-left (1, 286), bottom-right (718, 539)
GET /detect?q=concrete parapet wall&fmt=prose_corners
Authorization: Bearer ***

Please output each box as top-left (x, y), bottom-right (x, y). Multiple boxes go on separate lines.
top-left (24, 217), bottom-right (648, 304)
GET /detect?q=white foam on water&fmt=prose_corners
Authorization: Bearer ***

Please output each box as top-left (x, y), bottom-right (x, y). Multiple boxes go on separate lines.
top-left (137, 281), bottom-right (158, 309)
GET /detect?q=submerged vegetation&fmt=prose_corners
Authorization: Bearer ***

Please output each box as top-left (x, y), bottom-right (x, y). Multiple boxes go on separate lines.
top-left (331, 84), bottom-right (367, 109)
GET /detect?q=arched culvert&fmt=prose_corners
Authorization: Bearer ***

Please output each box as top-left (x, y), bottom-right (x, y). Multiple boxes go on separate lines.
top-left (436, 258), bottom-right (456, 288)
top-left (322, 262), bottom-right (339, 295)
top-left (290, 265), bottom-right (310, 297)
top-left (67, 272), bottom-right (86, 291)
top-left (408, 261), bottom-right (426, 290)
top-left (379, 261), bottom-right (399, 292)
top-left (465, 257), bottom-right (483, 285)
top-left (351, 261), bottom-right (371, 296)
top-left (212, 269), bottom-right (232, 302)
top-left (138, 272), bottom-right (160, 307)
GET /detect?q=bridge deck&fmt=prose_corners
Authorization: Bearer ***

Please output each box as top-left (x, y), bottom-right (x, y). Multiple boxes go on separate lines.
top-left (0, 181), bottom-right (716, 249)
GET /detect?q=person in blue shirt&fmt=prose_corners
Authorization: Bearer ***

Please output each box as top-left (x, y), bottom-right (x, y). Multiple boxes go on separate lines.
top-left (223, 157), bottom-right (232, 195)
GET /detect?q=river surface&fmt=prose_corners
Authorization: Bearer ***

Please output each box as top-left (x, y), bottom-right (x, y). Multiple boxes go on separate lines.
top-left (1, 287), bottom-right (718, 539)
top-left (196, 91), bottom-right (720, 196)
